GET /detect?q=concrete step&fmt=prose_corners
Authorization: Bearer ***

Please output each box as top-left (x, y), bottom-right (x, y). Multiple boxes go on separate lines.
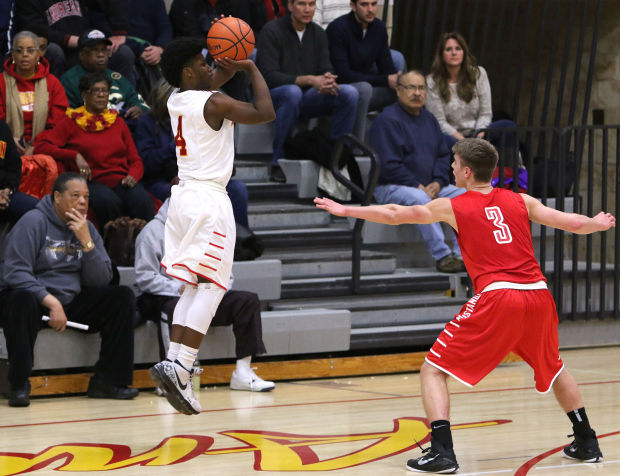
top-left (234, 158), bottom-right (270, 183)
top-left (280, 268), bottom-right (457, 299)
top-left (249, 202), bottom-right (331, 230)
top-left (256, 226), bottom-right (353, 249)
top-left (262, 248), bottom-right (397, 279)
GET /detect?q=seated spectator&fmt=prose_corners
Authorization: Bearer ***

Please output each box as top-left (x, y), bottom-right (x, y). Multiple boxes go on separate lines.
top-left (61, 30), bottom-right (149, 123)
top-left (133, 79), bottom-right (250, 229)
top-left (369, 70), bottom-right (466, 273)
top-left (0, 31), bottom-right (69, 156)
top-left (34, 71), bottom-right (154, 228)
top-left (425, 32), bottom-right (517, 153)
top-left (0, 0), bottom-right (15, 62)
top-left (0, 172), bottom-right (138, 407)
top-left (15, 0), bottom-right (135, 81)
top-left (0, 120), bottom-right (39, 223)
top-left (326, 0), bottom-right (401, 142)
top-left (125, 0), bottom-right (172, 97)
top-left (256, 0), bottom-right (358, 182)
top-left (135, 198), bottom-right (275, 392)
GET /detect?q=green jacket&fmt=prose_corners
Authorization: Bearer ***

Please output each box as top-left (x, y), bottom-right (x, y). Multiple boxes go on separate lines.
top-left (60, 65), bottom-right (149, 112)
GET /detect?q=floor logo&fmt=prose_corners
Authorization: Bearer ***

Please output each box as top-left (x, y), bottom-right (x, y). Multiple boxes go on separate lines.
top-left (0, 417), bottom-right (510, 473)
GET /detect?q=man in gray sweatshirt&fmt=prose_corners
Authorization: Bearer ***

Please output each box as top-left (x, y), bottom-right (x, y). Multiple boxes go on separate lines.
top-left (0, 172), bottom-right (138, 407)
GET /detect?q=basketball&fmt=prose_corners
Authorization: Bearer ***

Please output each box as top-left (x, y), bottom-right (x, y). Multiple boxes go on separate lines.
top-left (207, 16), bottom-right (255, 61)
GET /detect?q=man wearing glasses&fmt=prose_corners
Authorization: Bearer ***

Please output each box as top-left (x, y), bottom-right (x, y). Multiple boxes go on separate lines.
top-left (368, 70), bottom-right (466, 273)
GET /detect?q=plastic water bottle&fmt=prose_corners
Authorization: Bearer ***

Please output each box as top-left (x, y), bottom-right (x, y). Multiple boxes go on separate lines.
top-left (192, 360), bottom-right (202, 394)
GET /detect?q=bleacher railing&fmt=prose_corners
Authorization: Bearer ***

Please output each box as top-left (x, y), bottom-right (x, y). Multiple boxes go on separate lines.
top-left (333, 125), bottom-right (619, 322)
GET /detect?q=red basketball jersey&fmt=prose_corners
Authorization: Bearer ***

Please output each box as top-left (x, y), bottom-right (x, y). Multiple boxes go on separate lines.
top-left (451, 188), bottom-right (545, 293)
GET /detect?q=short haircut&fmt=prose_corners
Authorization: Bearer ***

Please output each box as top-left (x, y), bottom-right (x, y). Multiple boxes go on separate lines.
top-left (160, 37), bottom-right (205, 88)
top-left (78, 71), bottom-right (111, 93)
top-left (52, 172), bottom-right (86, 195)
top-left (397, 69), bottom-right (426, 86)
top-left (452, 138), bottom-right (498, 183)
top-left (12, 30), bottom-right (39, 50)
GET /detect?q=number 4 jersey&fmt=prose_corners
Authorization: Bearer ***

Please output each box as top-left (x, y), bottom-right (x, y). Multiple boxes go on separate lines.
top-left (167, 89), bottom-right (234, 186)
top-left (451, 188), bottom-right (545, 293)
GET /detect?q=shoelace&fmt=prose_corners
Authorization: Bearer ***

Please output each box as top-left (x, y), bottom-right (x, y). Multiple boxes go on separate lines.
top-left (413, 439), bottom-right (431, 454)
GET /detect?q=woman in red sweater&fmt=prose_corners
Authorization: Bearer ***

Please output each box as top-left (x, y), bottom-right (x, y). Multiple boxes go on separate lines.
top-left (34, 71), bottom-right (154, 227)
top-left (0, 30), bottom-right (68, 155)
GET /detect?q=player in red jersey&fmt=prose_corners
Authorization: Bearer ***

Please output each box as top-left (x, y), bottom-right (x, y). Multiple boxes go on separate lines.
top-left (314, 138), bottom-right (615, 474)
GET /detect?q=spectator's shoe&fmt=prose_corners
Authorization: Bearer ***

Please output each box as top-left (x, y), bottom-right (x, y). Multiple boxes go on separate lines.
top-left (8, 381), bottom-right (31, 407)
top-left (87, 377), bottom-right (139, 400)
top-left (270, 166), bottom-right (286, 183)
top-left (230, 369), bottom-right (275, 392)
top-left (150, 360), bottom-right (201, 415)
top-left (435, 255), bottom-right (466, 273)
top-left (406, 439), bottom-right (459, 473)
top-left (563, 430), bottom-right (603, 463)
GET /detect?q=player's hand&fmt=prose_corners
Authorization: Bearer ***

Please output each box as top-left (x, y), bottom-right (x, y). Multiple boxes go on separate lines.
top-left (214, 57), bottom-right (255, 73)
top-left (592, 212), bottom-right (616, 231)
top-left (314, 197), bottom-right (347, 217)
top-left (121, 175), bottom-right (137, 188)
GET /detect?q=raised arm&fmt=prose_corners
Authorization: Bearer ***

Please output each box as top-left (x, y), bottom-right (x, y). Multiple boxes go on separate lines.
top-left (522, 194), bottom-right (616, 234)
top-left (204, 59), bottom-right (275, 127)
top-left (314, 196), bottom-right (457, 229)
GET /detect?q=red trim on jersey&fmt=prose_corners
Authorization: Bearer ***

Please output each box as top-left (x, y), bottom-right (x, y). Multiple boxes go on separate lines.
top-left (199, 263), bottom-right (218, 272)
top-left (209, 242), bottom-right (224, 249)
top-left (213, 231), bottom-right (226, 238)
top-left (203, 252), bottom-right (221, 261)
top-left (160, 261), bottom-right (226, 290)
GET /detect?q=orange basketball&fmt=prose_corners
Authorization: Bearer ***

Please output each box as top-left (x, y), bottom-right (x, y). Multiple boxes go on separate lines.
top-left (207, 16), bottom-right (255, 61)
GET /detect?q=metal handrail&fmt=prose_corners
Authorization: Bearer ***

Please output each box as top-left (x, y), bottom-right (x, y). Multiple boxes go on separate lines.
top-left (329, 134), bottom-right (381, 293)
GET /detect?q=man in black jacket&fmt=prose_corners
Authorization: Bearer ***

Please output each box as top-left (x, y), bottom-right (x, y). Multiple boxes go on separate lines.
top-left (256, 0), bottom-right (358, 182)
top-left (16, 0), bottom-right (134, 81)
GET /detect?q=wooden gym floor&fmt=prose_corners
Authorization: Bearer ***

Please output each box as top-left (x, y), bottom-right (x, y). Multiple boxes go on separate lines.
top-left (0, 346), bottom-right (618, 475)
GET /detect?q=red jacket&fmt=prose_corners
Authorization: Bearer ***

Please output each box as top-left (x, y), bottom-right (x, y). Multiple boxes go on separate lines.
top-left (0, 57), bottom-right (69, 142)
top-left (33, 114), bottom-right (144, 187)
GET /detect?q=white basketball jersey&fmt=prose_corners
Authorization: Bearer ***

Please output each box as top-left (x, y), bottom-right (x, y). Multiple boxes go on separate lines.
top-left (167, 89), bottom-right (235, 186)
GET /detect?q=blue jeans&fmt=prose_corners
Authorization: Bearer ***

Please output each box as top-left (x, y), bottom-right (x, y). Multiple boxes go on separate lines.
top-left (269, 84), bottom-right (358, 166)
top-left (374, 183), bottom-right (465, 261)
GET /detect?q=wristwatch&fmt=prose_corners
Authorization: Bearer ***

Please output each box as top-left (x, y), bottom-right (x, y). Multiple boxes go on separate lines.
top-left (83, 240), bottom-right (95, 252)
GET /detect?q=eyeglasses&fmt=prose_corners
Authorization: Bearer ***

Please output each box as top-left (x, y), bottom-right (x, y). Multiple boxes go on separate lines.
top-left (13, 47), bottom-right (38, 56)
top-left (398, 84), bottom-right (427, 92)
top-left (87, 88), bottom-right (110, 96)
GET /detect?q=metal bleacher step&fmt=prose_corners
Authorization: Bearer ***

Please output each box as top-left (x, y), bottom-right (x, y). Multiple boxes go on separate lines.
top-left (256, 226), bottom-right (353, 249)
top-left (270, 292), bottom-right (467, 349)
top-left (247, 182), bottom-right (299, 201)
top-left (279, 268), bottom-right (454, 299)
top-left (249, 202), bottom-right (331, 230)
top-left (234, 157), bottom-right (271, 183)
top-left (261, 248), bottom-right (397, 279)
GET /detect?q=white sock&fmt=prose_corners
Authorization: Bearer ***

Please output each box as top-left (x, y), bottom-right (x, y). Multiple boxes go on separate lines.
top-left (176, 344), bottom-right (199, 383)
top-left (166, 341), bottom-right (181, 362)
top-left (236, 356), bottom-right (252, 377)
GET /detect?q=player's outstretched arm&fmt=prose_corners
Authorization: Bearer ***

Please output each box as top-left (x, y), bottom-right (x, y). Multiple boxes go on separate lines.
top-left (522, 194), bottom-right (616, 234)
top-left (314, 196), bottom-right (456, 227)
top-left (205, 59), bottom-right (275, 126)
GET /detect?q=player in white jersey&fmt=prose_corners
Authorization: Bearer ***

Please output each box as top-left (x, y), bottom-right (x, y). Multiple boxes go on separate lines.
top-left (149, 37), bottom-right (275, 415)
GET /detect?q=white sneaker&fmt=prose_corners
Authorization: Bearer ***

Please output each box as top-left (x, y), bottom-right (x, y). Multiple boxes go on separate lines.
top-left (150, 360), bottom-right (202, 415)
top-left (230, 369), bottom-right (275, 392)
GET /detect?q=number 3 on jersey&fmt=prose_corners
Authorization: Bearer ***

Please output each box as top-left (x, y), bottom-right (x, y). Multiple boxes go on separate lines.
top-left (175, 115), bottom-right (187, 157)
top-left (485, 206), bottom-right (513, 244)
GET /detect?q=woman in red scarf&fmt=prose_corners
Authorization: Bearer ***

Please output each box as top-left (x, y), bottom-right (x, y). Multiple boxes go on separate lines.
top-left (34, 71), bottom-right (154, 228)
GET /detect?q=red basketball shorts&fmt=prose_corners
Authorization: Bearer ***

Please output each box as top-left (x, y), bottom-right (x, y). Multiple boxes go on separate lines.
top-left (426, 288), bottom-right (564, 393)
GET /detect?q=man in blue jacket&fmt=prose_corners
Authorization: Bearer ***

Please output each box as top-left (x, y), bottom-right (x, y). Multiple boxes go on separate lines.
top-left (0, 172), bottom-right (138, 407)
top-left (369, 70), bottom-right (465, 273)
top-left (326, 0), bottom-right (403, 141)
